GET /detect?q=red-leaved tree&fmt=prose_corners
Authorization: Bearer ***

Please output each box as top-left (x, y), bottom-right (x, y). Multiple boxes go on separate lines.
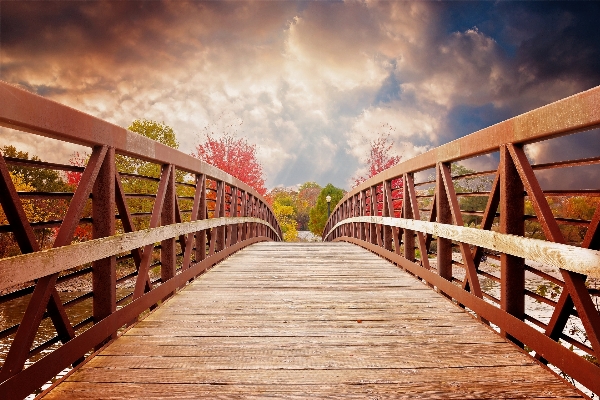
top-left (63, 152), bottom-right (93, 241)
top-left (193, 132), bottom-right (267, 196)
top-left (352, 132), bottom-right (403, 216)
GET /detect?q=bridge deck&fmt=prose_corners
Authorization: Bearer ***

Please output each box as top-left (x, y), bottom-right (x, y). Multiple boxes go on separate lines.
top-left (44, 242), bottom-right (581, 399)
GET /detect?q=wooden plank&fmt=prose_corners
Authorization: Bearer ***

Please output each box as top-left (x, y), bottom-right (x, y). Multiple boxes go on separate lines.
top-left (43, 242), bottom-right (582, 399)
top-left (326, 216), bottom-right (600, 278)
top-left (44, 382), bottom-right (582, 400)
top-left (0, 217), bottom-right (277, 291)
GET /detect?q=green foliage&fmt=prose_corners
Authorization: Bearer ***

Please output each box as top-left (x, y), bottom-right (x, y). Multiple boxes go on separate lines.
top-left (424, 164), bottom-right (493, 227)
top-left (1, 145), bottom-right (69, 192)
top-left (268, 188), bottom-right (298, 241)
top-left (129, 119), bottom-right (179, 149)
top-left (267, 182), bottom-right (322, 233)
top-left (296, 182), bottom-right (321, 230)
top-left (308, 184), bottom-right (345, 236)
top-left (119, 119), bottom-right (179, 176)
top-left (118, 120), bottom-right (193, 230)
top-left (534, 282), bottom-right (561, 302)
top-left (0, 145), bottom-right (71, 251)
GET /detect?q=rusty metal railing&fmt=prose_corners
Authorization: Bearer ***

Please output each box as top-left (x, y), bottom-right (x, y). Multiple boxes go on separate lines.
top-left (0, 81), bottom-right (281, 399)
top-left (324, 86), bottom-right (600, 396)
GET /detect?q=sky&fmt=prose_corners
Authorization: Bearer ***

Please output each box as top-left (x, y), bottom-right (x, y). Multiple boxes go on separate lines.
top-left (1, 1), bottom-right (600, 190)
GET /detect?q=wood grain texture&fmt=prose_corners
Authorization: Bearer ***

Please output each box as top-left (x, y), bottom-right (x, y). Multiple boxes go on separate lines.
top-left (43, 243), bottom-right (582, 399)
top-left (327, 216), bottom-right (600, 278)
top-left (0, 217), bottom-right (278, 291)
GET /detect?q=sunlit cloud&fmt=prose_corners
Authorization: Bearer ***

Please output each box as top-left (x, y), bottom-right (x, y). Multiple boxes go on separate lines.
top-left (1, 1), bottom-right (599, 189)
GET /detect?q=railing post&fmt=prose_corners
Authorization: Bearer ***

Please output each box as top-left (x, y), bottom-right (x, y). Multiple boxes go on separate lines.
top-left (403, 174), bottom-right (415, 261)
top-left (261, 202), bottom-right (266, 236)
top-left (359, 190), bottom-right (366, 241)
top-left (257, 201), bottom-right (263, 237)
top-left (216, 181), bottom-right (226, 251)
top-left (225, 186), bottom-right (232, 247)
top-left (161, 165), bottom-right (176, 286)
top-left (436, 164), bottom-right (453, 284)
top-left (352, 194), bottom-right (358, 239)
top-left (343, 200), bottom-right (348, 237)
top-left (340, 201), bottom-right (345, 237)
top-left (250, 195), bottom-right (256, 238)
top-left (383, 180), bottom-right (393, 251)
top-left (347, 199), bottom-right (351, 237)
top-left (328, 210), bottom-right (332, 240)
top-left (240, 191), bottom-right (247, 241)
top-left (338, 205), bottom-right (342, 237)
top-left (370, 186), bottom-right (377, 245)
top-left (332, 208), bottom-right (337, 240)
top-left (499, 145), bottom-right (525, 342)
top-left (375, 185), bottom-right (384, 246)
top-left (230, 187), bottom-right (238, 245)
top-left (195, 174), bottom-right (207, 262)
top-left (92, 146), bottom-right (116, 344)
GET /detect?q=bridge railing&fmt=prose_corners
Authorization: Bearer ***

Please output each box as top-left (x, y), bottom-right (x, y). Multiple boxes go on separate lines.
top-left (0, 81), bottom-right (282, 399)
top-left (324, 86), bottom-right (600, 395)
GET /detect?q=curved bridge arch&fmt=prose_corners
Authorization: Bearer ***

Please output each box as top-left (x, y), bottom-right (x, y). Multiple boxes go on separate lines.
top-left (323, 86), bottom-right (600, 395)
top-left (1, 81), bottom-right (600, 398)
top-left (0, 81), bottom-right (281, 399)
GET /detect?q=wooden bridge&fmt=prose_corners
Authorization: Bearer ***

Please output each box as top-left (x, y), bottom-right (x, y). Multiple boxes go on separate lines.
top-left (0, 81), bottom-right (599, 399)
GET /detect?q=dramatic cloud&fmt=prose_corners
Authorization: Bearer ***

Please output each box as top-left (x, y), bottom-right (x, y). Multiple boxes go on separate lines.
top-left (1, 1), bottom-right (599, 189)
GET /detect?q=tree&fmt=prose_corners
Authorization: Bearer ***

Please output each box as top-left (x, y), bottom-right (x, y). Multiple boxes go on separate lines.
top-left (296, 182), bottom-right (321, 230)
top-left (267, 187), bottom-right (297, 208)
top-left (266, 187), bottom-right (298, 241)
top-left (0, 172), bottom-right (36, 258)
top-left (266, 183), bottom-right (322, 235)
top-left (120, 119), bottom-right (194, 229)
top-left (352, 130), bottom-right (402, 188)
top-left (273, 201), bottom-right (298, 242)
top-left (1, 145), bottom-right (69, 192)
top-left (351, 131), bottom-right (403, 216)
top-left (193, 131), bottom-right (267, 196)
top-left (452, 164), bottom-right (493, 227)
top-left (1, 145), bottom-right (71, 250)
top-left (308, 184), bottom-right (345, 236)
top-left (556, 196), bottom-right (600, 244)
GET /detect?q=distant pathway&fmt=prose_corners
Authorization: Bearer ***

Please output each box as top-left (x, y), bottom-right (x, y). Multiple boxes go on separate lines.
top-left (44, 242), bottom-right (582, 399)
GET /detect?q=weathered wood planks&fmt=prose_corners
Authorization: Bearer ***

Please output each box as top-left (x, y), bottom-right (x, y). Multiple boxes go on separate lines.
top-left (0, 217), bottom-right (276, 291)
top-left (43, 242), bottom-right (583, 399)
top-left (326, 216), bottom-right (600, 278)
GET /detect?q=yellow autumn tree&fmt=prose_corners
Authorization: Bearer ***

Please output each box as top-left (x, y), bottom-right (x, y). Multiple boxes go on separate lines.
top-left (273, 202), bottom-right (298, 242)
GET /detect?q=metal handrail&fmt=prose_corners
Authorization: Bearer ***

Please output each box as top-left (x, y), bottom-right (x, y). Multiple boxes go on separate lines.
top-left (325, 216), bottom-right (600, 278)
top-left (0, 80), bottom-right (282, 399)
top-left (0, 217), bottom-right (279, 291)
top-left (323, 85), bottom-right (600, 396)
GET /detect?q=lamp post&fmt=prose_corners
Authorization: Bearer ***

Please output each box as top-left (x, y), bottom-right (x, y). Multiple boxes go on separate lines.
top-left (326, 195), bottom-right (331, 218)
